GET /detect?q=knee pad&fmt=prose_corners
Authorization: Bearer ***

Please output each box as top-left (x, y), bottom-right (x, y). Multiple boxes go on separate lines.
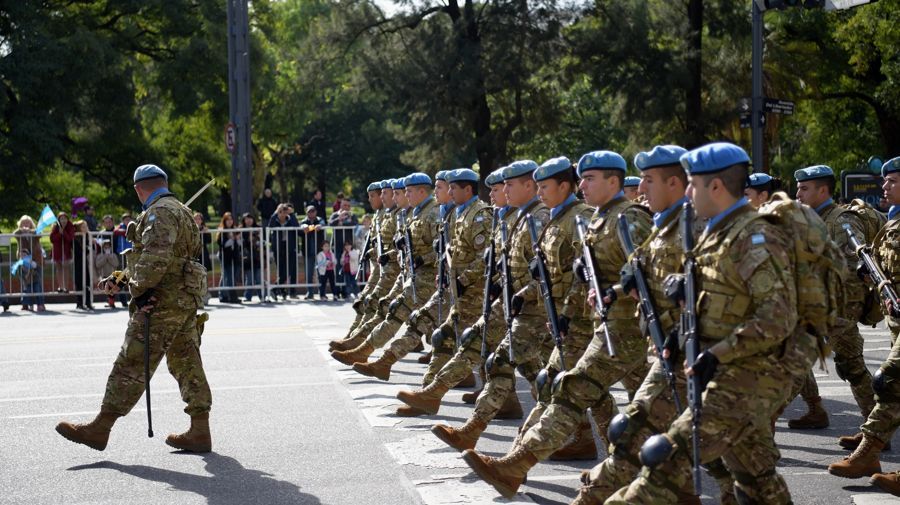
top-left (408, 309), bottom-right (420, 329)
top-left (388, 298), bottom-right (403, 316)
top-left (551, 371), bottom-right (566, 395)
top-left (873, 368), bottom-right (887, 394)
top-left (608, 413), bottom-right (630, 446)
top-left (431, 326), bottom-right (452, 349)
top-left (377, 297), bottom-right (390, 315)
top-left (535, 368), bottom-right (552, 402)
top-left (485, 352), bottom-right (509, 377)
top-left (639, 434), bottom-right (675, 469)
top-left (834, 360), bottom-right (851, 381)
top-left (459, 327), bottom-right (477, 349)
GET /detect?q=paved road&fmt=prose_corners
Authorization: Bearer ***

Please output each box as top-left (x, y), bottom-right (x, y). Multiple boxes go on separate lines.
top-left (1, 301), bottom-right (899, 505)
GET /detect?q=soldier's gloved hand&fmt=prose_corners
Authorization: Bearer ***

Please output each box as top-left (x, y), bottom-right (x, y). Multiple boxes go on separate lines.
top-left (510, 294), bottom-right (525, 318)
top-left (413, 255), bottom-right (425, 269)
top-left (488, 282), bottom-right (502, 301)
top-left (528, 257), bottom-right (541, 280)
top-left (433, 237), bottom-right (442, 254)
top-left (456, 278), bottom-right (466, 296)
top-left (856, 260), bottom-right (871, 283)
top-left (557, 315), bottom-right (570, 336)
top-left (601, 287), bottom-right (617, 305)
top-left (688, 351), bottom-right (719, 390)
top-left (573, 257), bottom-right (588, 283)
top-left (394, 235), bottom-right (406, 250)
top-left (620, 262), bottom-right (637, 296)
top-left (662, 329), bottom-right (679, 364)
top-left (133, 291), bottom-right (157, 314)
top-left (663, 274), bottom-right (686, 306)
top-left (378, 254), bottom-right (390, 266)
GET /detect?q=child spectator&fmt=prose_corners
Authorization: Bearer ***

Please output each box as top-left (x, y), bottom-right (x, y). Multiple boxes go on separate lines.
top-left (340, 241), bottom-right (360, 300)
top-left (240, 213), bottom-right (262, 302)
top-left (14, 215), bottom-right (45, 312)
top-left (50, 212), bottom-right (75, 293)
top-left (316, 241), bottom-right (339, 301)
top-left (16, 250), bottom-right (42, 311)
top-left (94, 240), bottom-right (118, 308)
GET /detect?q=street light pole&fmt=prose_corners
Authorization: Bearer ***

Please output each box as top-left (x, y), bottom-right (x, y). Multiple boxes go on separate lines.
top-left (751, 1), bottom-right (765, 173)
top-left (226, 0), bottom-right (253, 215)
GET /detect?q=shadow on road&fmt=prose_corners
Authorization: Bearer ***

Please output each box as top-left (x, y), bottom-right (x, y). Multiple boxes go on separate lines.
top-left (68, 453), bottom-right (321, 505)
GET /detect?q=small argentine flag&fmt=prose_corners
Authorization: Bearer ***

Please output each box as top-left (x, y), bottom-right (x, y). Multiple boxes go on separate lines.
top-left (34, 205), bottom-right (57, 234)
top-left (11, 255), bottom-right (32, 276)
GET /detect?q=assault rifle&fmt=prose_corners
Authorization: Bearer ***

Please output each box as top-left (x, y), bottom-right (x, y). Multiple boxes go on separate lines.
top-left (680, 202), bottom-right (702, 495)
top-left (437, 207), bottom-right (449, 324)
top-left (399, 209), bottom-right (418, 303)
top-left (526, 213), bottom-right (566, 370)
top-left (615, 214), bottom-right (682, 412)
top-left (442, 217), bottom-right (459, 343)
top-left (480, 209), bottom-right (500, 357)
top-left (496, 220), bottom-right (514, 362)
top-left (845, 223), bottom-right (900, 316)
top-left (574, 214), bottom-right (616, 357)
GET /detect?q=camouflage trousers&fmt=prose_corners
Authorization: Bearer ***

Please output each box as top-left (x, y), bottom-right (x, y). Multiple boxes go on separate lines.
top-left (798, 303), bottom-right (875, 417)
top-left (102, 305), bottom-right (211, 417)
top-left (431, 298), bottom-right (507, 390)
top-left (862, 317), bottom-right (900, 443)
top-left (780, 329), bottom-right (821, 409)
top-left (606, 356), bottom-right (792, 505)
top-left (364, 268), bottom-right (438, 350)
top-left (518, 327), bottom-right (649, 460)
top-left (343, 264), bottom-right (400, 340)
top-left (470, 312), bottom-right (554, 424)
top-left (574, 356), bottom-right (689, 503)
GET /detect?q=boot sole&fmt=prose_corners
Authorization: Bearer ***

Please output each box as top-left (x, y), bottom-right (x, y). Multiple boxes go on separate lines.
top-left (352, 363), bottom-right (390, 381)
top-left (827, 466), bottom-right (881, 479)
top-left (165, 438), bottom-right (212, 453)
top-left (870, 475), bottom-right (900, 496)
top-left (395, 406), bottom-right (428, 417)
top-left (462, 449), bottom-right (519, 498)
top-left (55, 425), bottom-right (107, 451)
top-left (396, 391), bottom-right (440, 415)
top-left (431, 425), bottom-right (476, 451)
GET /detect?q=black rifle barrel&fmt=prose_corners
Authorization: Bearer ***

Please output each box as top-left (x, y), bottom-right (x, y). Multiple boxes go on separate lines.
top-left (680, 202), bottom-right (702, 496)
top-left (526, 214), bottom-right (566, 371)
top-left (845, 223), bottom-right (900, 311)
top-left (574, 215), bottom-right (616, 357)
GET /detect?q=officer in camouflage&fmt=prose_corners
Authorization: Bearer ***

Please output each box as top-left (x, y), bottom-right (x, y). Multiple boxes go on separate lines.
top-left (570, 145), bottom-right (702, 505)
top-left (395, 167), bottom-right (526, 417)
top-left (462, 152), bottom-right (654, 498)
top-left (790, 165), bottom-right (874, 432)
top-left (623, 176), bottom-right (641, 201)
top-left (56, 164), bottom-right (213, 453)
top-left (828, 156), bottom-right (900, 495)
top-left (332, 174), bottom-right (440, 367)
top-left (607, 142), bottom-right (797, 504)
top-left (342, 181), bottom-right (385, 330)
top-left (431, 160), bottom-right (553, 452)
top-left (329, 179), bottom-right (401, 353)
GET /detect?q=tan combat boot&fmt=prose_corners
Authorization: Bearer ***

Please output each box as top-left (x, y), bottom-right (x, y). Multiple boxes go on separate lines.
top-left (828, 434), bottom-right (884, 478)
top-left (549, 422), bottom-right (598, 461)
top-left (166, 413), bottom-right (212, 453)
top-left (396, 381), bottom-right (451, 414)
top-left (839, 432), bottom-right (892, 451)
top-left (331, 342), bottom-right (374, 366)
top-left (329, 331), bottom-right (365, 352)
top-left (495, 390), bottom-right (524, 420)
top-left (55, 411), bottom-right (121, 451)
top-left (787, 395), bottom-right (829, 429)
top-left (353, 351), bottom-right (399, 381)
top-left (871, 471), bottom-right (900, 496)
top-left (417, 350), bottom-right (432, 364)
top-left (395, 405), bottom-right (428, 417)
top-left (454, 371), bottom-right (476, 389)
top-left (432, 418), bottom-right (487, 451)
top-left (462, 366), bottom-right (485, 404)
top-left (462, 446), bottom-right (538, 498)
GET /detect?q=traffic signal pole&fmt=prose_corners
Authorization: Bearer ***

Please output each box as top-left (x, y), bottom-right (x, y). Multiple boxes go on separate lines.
top-left (751, 1), bottom-right (765, 173)
top-left (226, 0), bottom-right (253, 215)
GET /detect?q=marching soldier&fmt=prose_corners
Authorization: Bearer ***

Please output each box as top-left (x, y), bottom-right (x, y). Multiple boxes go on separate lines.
top-left (430, 160), bottom-right (552, 452)
top-left (331, 174), bottom-right (439, 367)
top-left (623, 176), bottom-right (642, 201)
top-left (396, 167), bottom-right (526, 419)
top-left (790, 166), bottom-right (874, 432)
top-left (744, 173), bottom-right (781, 209)
top-left (342, 181), bottom-right (385, 331)
top-left (56, 164), bottom-right (213, 453)
top-left (607, 142), bottom-right (797, 504)
top-left (329, 180), bottom-right (400, 353)
top-left (462, 151), bottom-right (654, 497)
top-left (828, 157), bottom-right (900, 495)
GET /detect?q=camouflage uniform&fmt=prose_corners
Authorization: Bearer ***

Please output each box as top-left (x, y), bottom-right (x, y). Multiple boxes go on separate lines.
top-left (607, 204), bottom-right (797, 504)
top-left (517, 196), bottom-right (651, 459)
top-left (101, 191), bottom-right (212, 417)
top-left (860, 215), bottom-right (900, 443)
top-left (795, 203), bottom-right (874, 417)
top-left (361, 198), bottom-right (440, 350)
top-left (346, 208), bottom-right (385, 326)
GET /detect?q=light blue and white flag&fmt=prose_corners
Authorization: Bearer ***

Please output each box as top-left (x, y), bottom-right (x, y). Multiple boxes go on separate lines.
top-left (34, 205), bottom-right (57, 234)
top-left (11, 255), bottom-right (32, 276)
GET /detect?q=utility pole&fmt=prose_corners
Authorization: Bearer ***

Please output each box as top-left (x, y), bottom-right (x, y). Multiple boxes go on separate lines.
top-left (226, 0), bottom-right (253, 215)
top-left (751, 1), bottom-right (765, 173)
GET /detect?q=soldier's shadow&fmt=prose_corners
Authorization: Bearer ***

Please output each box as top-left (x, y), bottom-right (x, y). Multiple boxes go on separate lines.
top-left (68, 453), bottom-right (321, 505)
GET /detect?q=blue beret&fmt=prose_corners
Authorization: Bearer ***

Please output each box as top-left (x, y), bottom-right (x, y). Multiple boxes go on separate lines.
top-left (404, 172), bottom-right (433, 187)
top-left (446, 168), bottom-right (479, 183)
top-left (634, 145), bottom-right (688, 171)
top-left (534, 157), bottom-right (573, 182)
top-left (794, 165), bottom-right (834, 183)
top-left (679, 142), bottom-right (750, 175)
top-left (133, 164), bottom-right (168, 183)
top-left (485, 167), bottom-right (505, 187)
top-left (435, 170), bottom-right (448, 182)
top-left (502, 160), bottom-right (539, 180)
top-left (624, 176), bottom-right (641, 188)
top-left (367, 182), bottom-right (381, 192)
top-left (882, 157), bottom-right (900, 178)
top-left (379, 180), bottom-right (392, 189)
top-left (576, 151), bottom-right (626, 177)
top-left (747, 173), bottom-right (773, 188)
top-left (391, 178), bottom-right (406, 190)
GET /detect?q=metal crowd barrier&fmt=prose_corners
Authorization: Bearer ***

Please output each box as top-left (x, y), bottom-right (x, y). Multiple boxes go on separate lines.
top-left (0, 224), bottom-right (373, 308)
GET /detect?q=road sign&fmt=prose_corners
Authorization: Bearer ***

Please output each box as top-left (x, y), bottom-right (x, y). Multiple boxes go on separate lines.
top-left (842, 171), bottom-right (884, 208)
top-left (740, 112), bottom-right (751, 129)
top-left (225, 122), bottom-right (236, 153)
top-left (825, 0), bottom-right (874, 10)
top-left (764, 98), bottom-right (795, 115)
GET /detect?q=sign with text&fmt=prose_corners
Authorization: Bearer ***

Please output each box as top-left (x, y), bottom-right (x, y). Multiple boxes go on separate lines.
top-left (842, 171), bottom-right (884, 208)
